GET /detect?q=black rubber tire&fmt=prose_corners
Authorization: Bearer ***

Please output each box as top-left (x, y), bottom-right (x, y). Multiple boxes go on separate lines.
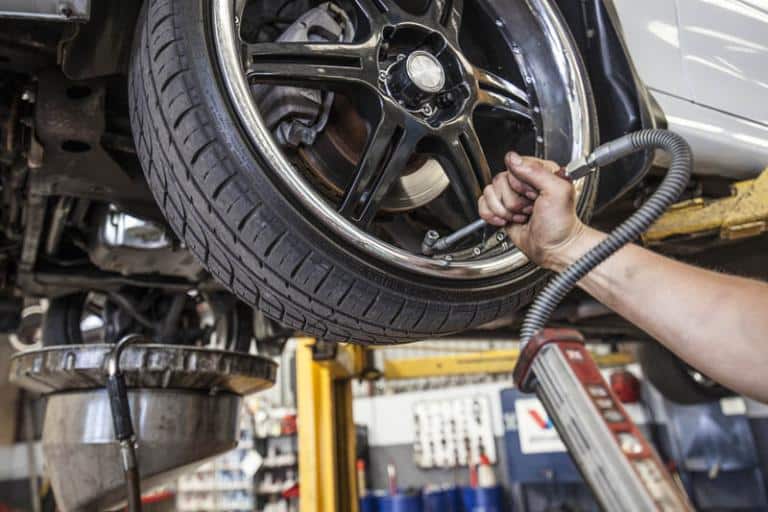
top-left (42, 293), bottom-right (86, 346)
top-left (638, 342), bottom-right (734, 404)
top-left (129, 0), bottom-right (598, 343)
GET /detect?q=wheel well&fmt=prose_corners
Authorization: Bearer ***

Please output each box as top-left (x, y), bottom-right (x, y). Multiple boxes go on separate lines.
top-left (555, 0), bottom-right (662, 211)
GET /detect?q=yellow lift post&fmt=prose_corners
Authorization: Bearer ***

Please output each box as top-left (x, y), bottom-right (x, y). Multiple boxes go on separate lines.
top-left (296, 338), bottom-right (366, 512)
top-left (295, 338), bottom-right (634, 512)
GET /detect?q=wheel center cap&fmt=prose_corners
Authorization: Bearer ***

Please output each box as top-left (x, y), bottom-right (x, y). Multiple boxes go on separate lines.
top-left (380, 27), bottom-right (468, 123)
top-left (406, 51), bottom-right (446, 93)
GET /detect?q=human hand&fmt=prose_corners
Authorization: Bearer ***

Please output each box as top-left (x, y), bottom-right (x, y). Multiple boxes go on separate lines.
top-left (478, 152), bottom-right (586, 269)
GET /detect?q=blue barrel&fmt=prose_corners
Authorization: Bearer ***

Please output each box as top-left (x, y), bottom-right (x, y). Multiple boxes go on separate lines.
top-left (360, 494), bottom-right (379, 512)
top-left (423, 487), bottom-right (462, 512)
top-left (378, 492), bottom-right (423, 512)
top-left (460, 486), bottom-right (504, 512)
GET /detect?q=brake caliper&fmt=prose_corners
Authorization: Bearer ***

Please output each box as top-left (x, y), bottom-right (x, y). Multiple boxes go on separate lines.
top-left (254, 3), bottom-right (354, 147)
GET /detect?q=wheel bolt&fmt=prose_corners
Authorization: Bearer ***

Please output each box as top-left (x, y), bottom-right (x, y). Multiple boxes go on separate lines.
top-left (437, 91), bottom-right (455, 108)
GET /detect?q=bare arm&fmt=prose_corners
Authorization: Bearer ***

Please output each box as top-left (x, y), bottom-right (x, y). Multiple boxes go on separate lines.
top-left (551, 227), bottom-right (768, 402)
top-left (479, 153), bottom-right (768, 402)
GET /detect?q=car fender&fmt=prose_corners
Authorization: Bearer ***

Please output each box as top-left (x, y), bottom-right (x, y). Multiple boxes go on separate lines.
top-left (555, 0), bottom-right (661, 211)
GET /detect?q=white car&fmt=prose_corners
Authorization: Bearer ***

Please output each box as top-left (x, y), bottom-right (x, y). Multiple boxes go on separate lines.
top-left (0, 0), bottom-right (764, 401)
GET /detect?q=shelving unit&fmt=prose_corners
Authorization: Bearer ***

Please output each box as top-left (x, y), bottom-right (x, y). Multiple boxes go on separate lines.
top-left (176, 415), bottom-right (258, 512)
top-left (254, 406), bottom-right (299, 511)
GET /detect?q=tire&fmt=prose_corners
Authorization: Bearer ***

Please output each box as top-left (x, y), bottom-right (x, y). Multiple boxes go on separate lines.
top-left (638, 342), bottom-right (734, 404)
top-left (42, 293), bottom-right (86, 346)
top-left (129, 0), bottom-right (598, 343)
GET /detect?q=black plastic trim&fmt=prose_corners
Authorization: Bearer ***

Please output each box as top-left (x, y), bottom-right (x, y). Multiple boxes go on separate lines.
top-left (555, 0), bottom-right (664, 211)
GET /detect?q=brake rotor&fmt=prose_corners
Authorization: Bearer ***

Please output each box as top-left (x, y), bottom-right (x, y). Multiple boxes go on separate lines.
top-left (299, 91), bottom-right (450, 212)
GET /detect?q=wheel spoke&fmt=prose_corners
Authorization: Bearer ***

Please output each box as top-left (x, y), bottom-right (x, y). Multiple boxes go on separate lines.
top-left (435, 125), bottom-right (492, 221)
top-left (430, 0), bottom-right (464, 39)
top-left (244, 41), bottom-right (370, 89)
top-left (353, 0), bottom-right (418, 24)
top-left (475, 68), bottom-right (532, 120)
top-left (352, 0), bottom-right (389, 23)
top-left (339, 109), bottom-right (423, 227)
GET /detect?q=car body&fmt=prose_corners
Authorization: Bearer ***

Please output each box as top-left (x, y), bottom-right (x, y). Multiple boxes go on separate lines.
top-left (614, 0), bottom-right (768, 178)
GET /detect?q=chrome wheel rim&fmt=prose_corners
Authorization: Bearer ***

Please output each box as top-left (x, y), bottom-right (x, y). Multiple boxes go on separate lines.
top-left (212, 0), bottom-right (593, 280)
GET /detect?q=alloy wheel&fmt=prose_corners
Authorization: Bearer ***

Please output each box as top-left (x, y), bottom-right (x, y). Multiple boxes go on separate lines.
top-left (213, 0), bottom-right (594, 280)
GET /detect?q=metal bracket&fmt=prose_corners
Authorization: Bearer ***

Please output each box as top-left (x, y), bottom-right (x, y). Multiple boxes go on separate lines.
top-left (644, 168), bottom-right (768, 243)
top-left (0, 0), bottom-right (90, 21)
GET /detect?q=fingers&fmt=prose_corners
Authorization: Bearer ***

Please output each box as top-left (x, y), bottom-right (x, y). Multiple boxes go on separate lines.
top-left (505, 152), bottom-right (571, 200)
top-left (506, 172), bottom-right (538, 201)
top-left (478, 197), bottom-right (507, 227)
top-left (479, 194), bottom-right (529, 226)
top-left (478, 152), bottom-right (567, 229)
top-left (493, 172), bottom-right (531, 212)
top-left (479, 172), bottom-right (531, 223)
top-left (504, 153), bottom-right (539, 200)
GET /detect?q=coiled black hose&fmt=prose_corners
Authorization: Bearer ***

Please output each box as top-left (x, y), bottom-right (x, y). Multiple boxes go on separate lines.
top-left (520, 130), bottom-right (693, 345)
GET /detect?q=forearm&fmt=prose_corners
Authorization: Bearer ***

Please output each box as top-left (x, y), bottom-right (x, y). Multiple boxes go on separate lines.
top-left (549, 227), bottom-right (768, 402)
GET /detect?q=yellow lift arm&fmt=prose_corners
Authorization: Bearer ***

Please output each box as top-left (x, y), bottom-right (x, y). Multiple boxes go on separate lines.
top-left (382, 347), bottom-right (633, 380)
top-left (645, 168), bottom-right (768, 243)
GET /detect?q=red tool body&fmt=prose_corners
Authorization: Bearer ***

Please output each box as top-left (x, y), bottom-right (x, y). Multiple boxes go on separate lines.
top-left (514, 329), bottom-right (692, 511)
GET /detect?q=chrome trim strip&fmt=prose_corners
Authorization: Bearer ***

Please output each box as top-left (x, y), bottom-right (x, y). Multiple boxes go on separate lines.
top-left (212, 0), bottom-right (591, 280)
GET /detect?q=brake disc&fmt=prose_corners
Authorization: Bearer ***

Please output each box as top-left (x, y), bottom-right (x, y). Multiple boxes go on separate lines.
top-left (255, 2), bottom-right (450, 212)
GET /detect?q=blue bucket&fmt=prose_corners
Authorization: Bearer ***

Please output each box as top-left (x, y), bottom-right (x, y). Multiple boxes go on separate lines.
top-left (423, 487), bottom-right (462, 512)
top-left (378, 492), bottom-right (423, 512)
top-left (460, 486), bottom-right (504, 512)
top-left (360, 494), bottom-right (379, 512)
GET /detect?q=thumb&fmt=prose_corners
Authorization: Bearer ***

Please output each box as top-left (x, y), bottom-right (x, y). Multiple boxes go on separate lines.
top-left (506, 154), bottom-right (569, 198)
top-left (505, 221), bottom-right (527, 250)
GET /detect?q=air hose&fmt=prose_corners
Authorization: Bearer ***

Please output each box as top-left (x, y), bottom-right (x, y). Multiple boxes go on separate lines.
top-left (520, 129), bottom-right (693, 345)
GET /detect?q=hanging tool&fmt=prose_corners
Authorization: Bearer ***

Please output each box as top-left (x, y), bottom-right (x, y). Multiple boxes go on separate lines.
top-left (511, 130), bottom-right (694, 510)
top-left (421, 154), bottom-right (602, 256)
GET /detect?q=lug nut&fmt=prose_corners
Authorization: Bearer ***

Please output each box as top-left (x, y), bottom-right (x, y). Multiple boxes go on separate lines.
top-left (421, 230), bottom-right (441, 256)
top-left (437, 91), bottom-right (456, 108)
